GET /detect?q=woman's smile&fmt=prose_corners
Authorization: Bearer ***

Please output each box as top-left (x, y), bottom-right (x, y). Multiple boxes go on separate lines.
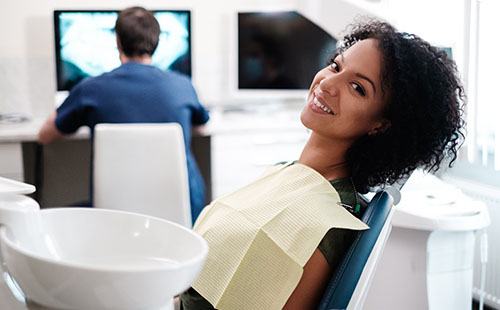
top-left (308, 89), bottom-right (335, 115)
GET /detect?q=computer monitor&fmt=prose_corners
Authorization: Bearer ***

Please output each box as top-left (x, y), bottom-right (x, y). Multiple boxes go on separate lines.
top-left (54, 10), bottom-right (191, 91)
top-left (238, 11), bottom-right (337, 91)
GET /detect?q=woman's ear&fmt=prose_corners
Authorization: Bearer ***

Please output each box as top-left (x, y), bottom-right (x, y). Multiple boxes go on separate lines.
top-left (368, 119), bottom-right (391, 136)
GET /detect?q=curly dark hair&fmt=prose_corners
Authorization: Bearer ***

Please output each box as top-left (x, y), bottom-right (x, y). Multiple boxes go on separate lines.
top-left (338, 20), bottom-right (465, 193)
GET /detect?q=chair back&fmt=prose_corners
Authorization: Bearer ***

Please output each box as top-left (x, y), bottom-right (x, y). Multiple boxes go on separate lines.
top-left (318, 191), bottom-right (395, 310)
top-left (93, 123), bottom-right (191, 227)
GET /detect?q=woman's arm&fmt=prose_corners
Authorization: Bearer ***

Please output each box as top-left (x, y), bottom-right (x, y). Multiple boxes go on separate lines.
top-left (283, 249), bottom-right (332, 309)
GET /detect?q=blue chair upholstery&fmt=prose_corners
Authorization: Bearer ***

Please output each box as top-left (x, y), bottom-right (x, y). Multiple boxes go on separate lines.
top-left (318, 191), bottom-right (394, 310)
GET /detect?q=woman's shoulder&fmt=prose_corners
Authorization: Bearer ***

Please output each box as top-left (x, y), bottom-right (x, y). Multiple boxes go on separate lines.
top-left (329, 177), bottom-right (357, 206)
top-left (318, 177), bottom-right (362, 268)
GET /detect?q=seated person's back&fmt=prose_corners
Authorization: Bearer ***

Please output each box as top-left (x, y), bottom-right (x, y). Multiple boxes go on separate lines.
top-left (39, 6), bottom-right (209, 221)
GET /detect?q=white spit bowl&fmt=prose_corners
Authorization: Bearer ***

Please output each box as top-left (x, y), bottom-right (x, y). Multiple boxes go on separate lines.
top-left (0, 206), bottom-right (208, 310)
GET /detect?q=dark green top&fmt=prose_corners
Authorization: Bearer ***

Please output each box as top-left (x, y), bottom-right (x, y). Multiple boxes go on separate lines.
top-left (180, 177), bottom-right (363, 310)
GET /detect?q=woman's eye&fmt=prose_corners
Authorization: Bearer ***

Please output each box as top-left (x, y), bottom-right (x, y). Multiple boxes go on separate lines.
top-left (329, 61), bottom-right (339, 72)
top-left (351, 83), bottom-right (366, 96)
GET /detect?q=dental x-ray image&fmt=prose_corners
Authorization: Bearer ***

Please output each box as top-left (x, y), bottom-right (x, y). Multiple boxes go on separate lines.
top-left (54, 10), bottom-right (191, 91)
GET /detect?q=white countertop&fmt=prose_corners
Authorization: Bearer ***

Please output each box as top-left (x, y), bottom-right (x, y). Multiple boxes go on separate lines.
top-left (393, 170), bottom-right (491, 231)
top-left (0, 105), bottom-right (306, 143)
top-left (0, 118), bottom-right (89, 143)
top-left (205, 103), bottom-right (305, 134)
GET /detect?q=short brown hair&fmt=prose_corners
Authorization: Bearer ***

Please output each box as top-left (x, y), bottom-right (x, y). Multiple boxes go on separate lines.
top-left (115, 7), bottom-right (160, 57)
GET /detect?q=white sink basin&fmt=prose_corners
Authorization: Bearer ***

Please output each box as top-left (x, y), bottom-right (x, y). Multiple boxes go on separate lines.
top-left (0, 207), bottom-right (208, 310)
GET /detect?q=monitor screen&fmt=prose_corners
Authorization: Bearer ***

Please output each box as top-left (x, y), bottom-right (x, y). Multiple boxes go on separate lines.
top-left (54, 10), bottom-right (191, 91)
top-left (238, 11), bottom-right (337, 90)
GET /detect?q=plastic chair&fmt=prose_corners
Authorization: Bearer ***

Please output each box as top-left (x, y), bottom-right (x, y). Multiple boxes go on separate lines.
top-left (318, 190), bottom-right (396, 310)
top-left (93, 123), bottom-right (192, 227)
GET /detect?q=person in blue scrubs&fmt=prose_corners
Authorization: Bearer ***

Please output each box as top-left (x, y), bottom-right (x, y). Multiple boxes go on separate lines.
top-left (38, 7), bottom-right (209, 221)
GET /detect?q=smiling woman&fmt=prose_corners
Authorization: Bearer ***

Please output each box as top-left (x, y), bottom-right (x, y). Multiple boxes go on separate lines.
top-left (181, 20), bottom-right (465, 310)
top-left (301, 38), bottom-right (389, 152)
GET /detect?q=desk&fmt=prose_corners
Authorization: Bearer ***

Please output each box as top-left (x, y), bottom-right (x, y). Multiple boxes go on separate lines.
top-left (0, 119), bottom-right (211, 208)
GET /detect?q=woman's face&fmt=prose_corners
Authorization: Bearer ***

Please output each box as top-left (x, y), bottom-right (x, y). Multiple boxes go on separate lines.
top-left (301, 38), bottom-right (389, 142)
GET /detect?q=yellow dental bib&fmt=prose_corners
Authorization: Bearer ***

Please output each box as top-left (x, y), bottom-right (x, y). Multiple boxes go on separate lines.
top-left (192, 163), bottom-right (368, 309)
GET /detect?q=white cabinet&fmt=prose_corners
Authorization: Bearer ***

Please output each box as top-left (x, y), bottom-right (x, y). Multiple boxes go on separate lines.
top-left (0, 142), bottom-right (23, 181)
top-left (212, 129), bottom-right (309, 198)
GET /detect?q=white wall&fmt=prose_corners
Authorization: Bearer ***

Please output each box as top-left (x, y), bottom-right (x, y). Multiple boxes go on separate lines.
top-left (298, 0), bottom-right (378, 38)
top-left (301, 0), bottom-right (467, 75)
top-left (0, 0), bottom-right (467, 118)
top-left (346, 0), bottom-right (467, 79)
top-left (1, 0), bottom-right (55, 117)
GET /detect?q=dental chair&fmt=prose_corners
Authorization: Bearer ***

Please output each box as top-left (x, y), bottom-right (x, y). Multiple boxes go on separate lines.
top-left (318, 190), bottom-right (396, 310)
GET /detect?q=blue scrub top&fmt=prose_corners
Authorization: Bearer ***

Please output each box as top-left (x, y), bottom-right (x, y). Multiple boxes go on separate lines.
top-left (56, 62), bottom-right (210, 221)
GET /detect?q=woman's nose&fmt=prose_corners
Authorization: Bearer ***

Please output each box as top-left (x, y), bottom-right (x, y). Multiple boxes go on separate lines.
top-left (318, 76), bottom-right (338, 97)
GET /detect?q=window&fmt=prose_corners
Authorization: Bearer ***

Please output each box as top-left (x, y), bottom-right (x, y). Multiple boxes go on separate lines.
top-left (475, 0), bottom-right (500, 169)
top-left (451, 0), bottom-right (500, 186)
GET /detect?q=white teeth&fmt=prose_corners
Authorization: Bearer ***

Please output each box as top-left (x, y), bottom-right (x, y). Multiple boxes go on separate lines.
top-left (313, 97), bottom-right (334, 115)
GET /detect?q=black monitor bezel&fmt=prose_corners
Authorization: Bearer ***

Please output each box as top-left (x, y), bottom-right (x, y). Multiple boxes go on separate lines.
top-left (53, 9), bottom-right (192, 91)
